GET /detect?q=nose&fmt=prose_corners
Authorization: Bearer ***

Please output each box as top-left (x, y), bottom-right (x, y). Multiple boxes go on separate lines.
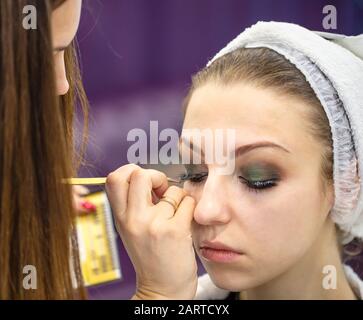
top-left (54, 51), bottom-right (70, 96)
top-left (193, 174), bottom-right (231, 226)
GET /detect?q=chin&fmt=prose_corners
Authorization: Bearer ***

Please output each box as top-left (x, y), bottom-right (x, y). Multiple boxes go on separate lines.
top-left (203, 263), bottom-right (258, 292)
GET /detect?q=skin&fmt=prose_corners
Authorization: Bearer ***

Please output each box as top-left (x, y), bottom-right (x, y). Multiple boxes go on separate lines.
top-left (106, 82), bottom-right (358, 300)
top-left (106, 165), bottom-right (198, 300)
top-left (51, 0), bottom-right (82, 96)
top-left (51, 0), bottom-right (90, 212)
top-left (182, 82), bottom-right (357, 300)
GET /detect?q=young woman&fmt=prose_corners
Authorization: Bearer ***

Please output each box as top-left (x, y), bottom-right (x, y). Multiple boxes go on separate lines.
top-left (105, 22), bottom-right (363, 300)
top-left (0, 0), bottom-right (88, 299)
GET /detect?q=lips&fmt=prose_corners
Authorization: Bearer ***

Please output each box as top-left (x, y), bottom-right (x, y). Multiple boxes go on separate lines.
top-left (200, 240), bottom-right (243, 253)
top-left (199, 240), bottom-right (243, 263)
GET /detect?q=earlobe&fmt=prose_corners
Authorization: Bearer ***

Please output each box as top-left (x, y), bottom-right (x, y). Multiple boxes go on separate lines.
top-left (53, 52), bottom-right (69, 96)
top-left (56, 78), bottom-right (70, 96)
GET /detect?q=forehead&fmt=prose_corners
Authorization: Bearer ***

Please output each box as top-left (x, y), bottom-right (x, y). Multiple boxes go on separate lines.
top-left (182, 82), bottom-right (312, 149)
top-left (51, 0), bottom-right (82, 46)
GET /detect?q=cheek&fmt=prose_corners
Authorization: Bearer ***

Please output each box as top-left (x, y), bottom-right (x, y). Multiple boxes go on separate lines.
top-left (239, 176), bottom-right (326, 268)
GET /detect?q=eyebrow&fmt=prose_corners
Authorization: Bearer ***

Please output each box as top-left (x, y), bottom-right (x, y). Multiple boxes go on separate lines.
top-left (235, 141), bottom-right (290, 157)
top-left (179, 137), bottom-right (204, 157)
top-left (179, 137), bottom-right (290, 158)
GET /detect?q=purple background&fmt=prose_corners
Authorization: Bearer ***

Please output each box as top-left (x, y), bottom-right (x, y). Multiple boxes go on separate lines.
top-left (75, 0), bottom-right (363, 299)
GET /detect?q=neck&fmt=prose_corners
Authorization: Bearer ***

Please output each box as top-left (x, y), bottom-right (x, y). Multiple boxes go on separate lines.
top-left (240, 221), bottom-right (358, 300)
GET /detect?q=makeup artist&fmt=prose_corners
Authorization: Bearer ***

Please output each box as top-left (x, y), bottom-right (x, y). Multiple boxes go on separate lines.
top-left (0, 0), bottom-right (88, 299)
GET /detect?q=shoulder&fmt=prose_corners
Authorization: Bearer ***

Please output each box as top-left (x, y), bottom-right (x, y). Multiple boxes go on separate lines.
top-left (344, 264), bottom-right (363, 300)
top-left (193, 273), bottom-right (230, 300)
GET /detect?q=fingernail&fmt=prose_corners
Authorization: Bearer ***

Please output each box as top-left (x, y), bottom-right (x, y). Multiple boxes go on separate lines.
top-left (81, 201), bottom-right (97, 212)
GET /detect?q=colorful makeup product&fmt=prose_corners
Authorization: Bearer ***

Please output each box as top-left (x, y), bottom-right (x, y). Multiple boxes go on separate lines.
top-left (76, 191), bottom-right (122, 286)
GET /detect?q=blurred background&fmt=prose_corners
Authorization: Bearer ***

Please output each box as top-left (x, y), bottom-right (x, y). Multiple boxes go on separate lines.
top-left (74, 0), bottom-right (363, 299)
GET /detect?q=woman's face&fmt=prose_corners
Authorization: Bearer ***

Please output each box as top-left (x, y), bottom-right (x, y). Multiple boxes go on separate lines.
top-left (182, 82), bottom-right (335, 291)
top-left (51, 0), bottom-right (82, 95)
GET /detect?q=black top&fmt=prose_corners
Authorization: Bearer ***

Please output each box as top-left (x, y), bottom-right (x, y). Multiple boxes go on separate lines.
top-left (224, 291), bottom-right (239, 300)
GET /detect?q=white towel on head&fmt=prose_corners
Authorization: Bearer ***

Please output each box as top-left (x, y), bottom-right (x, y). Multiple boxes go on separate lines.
top-left (314, 31), bottom-right (363, 60)
top-left (207, 21), bottom-right (363, 243)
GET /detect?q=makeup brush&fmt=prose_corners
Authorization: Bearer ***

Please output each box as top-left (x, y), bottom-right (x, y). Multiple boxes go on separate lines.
top-left (63, 177), bottom-right (181, 186)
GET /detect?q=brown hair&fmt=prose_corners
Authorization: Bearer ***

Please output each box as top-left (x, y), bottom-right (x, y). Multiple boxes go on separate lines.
top-left (0, 0), bottom-right (88, 299)
top-left (183, 47), bottom-right (363, 257)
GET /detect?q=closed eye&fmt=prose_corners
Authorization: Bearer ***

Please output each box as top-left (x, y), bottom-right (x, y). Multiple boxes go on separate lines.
top-left (178, 172), bottom-right (279, 192)
top-left (238, 176), bottom-right (278, 193)
top-left (179, 172), bottom-right (208, 184)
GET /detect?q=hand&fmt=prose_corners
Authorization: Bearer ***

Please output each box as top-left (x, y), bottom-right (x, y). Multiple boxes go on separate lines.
top-left (72, 185), bottom-right (96, 214)
top-left (105, 164), bottom-right (198, 300)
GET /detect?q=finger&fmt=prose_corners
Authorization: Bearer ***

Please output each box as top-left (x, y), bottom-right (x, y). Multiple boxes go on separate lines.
top-left (172, 195), bottom-right (196, 229)
top-left (76, 201), bottom-right (96, 215)
top-left (151, 190), bottom-right (159, 205)
top-left (148, 170), bottom-right (169, 199)
top-left (72, 189), bottom-right (96, 214)
top-left (73, 185), bottom-right (90, 196)
top-left (155, 186), bottom-right (187, 219)
top-left (128, 169), bottom-right (168, 212)
top-left (105, 164), bottom-right (140, 217)
top-left (73, 196), bottom-right (87, 213)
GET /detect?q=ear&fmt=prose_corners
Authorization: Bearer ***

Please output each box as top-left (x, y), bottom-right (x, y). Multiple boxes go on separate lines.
top-left (325, 181), bottom-right (335, 213)
top-left (320, 178), bottom-right (335, 218)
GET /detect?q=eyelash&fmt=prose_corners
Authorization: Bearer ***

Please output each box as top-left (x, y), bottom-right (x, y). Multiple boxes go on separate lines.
top-left (179, 173), bottom-right (208, 184)
top-left (238, 176), bottom-right (278, 193)
top-left (179, 173), bottom-right (278, 193)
